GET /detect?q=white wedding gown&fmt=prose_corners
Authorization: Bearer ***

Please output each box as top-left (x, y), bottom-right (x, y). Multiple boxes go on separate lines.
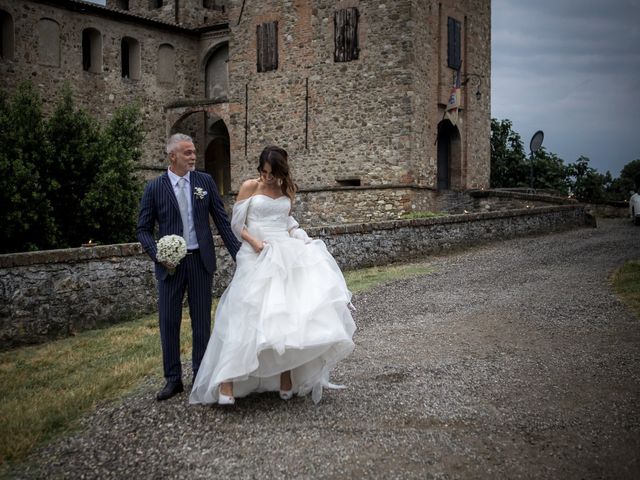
top-left (189, 194), bottom-right (356, 404)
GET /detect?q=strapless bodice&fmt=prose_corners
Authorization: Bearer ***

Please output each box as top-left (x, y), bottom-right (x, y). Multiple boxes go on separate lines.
top-left (246, 194), bottom-right (291, 233)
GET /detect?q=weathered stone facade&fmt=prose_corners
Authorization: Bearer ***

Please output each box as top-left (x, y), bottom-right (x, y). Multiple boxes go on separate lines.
top-left (0, 205), bottom-right (590, 348)
top-left (225, 0), bottom-right (491, 218)
top-left (0, 0), bottom-right (205, 177)
top-left (1, 0), bottom-right (491, 223)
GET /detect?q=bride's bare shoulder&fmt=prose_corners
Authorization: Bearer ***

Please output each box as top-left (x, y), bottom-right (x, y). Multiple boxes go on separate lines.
top-left (237, 178), bottom-right (260, 201)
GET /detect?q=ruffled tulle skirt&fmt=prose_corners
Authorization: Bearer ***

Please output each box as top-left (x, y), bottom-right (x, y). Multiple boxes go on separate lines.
top-left (189, 232), bottom-right (356, 404)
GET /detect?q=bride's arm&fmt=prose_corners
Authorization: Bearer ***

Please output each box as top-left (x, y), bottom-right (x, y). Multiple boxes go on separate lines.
top-left (236, 179), bottom-right (266, 253)
top-left (287, 211), bottom-right (312, 243)
top-left (241, 227), bottom-right (266, 253)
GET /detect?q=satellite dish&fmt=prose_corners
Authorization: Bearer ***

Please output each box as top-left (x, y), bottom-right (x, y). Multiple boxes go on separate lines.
top-left (530, 130), bottom-right (544, 154)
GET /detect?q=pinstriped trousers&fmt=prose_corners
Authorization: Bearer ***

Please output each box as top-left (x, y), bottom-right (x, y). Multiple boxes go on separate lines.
top-left (157, 250), bottom-right (213, 382)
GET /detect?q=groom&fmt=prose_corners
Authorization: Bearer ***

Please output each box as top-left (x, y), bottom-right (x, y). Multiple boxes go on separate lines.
top-left (137, 133), bottom-right (240, 401)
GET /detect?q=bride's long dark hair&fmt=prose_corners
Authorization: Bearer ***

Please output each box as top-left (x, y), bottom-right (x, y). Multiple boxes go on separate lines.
top-left (258, 146), bottom-right (297, 200)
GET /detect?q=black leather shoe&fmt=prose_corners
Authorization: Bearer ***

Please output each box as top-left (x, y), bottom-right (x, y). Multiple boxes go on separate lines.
top-left (156, 380), bottom-right (184, 401)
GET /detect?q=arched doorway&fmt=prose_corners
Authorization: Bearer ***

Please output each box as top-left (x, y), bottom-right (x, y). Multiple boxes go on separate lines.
top-left (170, 111), bottom-right (206, 168)
top-left (437, 120), bottom-right (462, 191)
top-left (205, 119), bottom-right (231, 196)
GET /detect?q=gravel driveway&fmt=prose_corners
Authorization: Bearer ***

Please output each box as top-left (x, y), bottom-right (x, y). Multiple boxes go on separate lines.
top-left (13, 218), bottom-right (640, 479)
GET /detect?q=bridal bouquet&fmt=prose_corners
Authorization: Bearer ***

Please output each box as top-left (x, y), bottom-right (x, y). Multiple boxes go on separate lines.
top-left (156, 235), bottom-right (187, 275)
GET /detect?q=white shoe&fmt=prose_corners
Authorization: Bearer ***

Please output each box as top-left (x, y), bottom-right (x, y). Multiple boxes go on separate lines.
top-left (218, 385), bottom-right (235, 405)
top-left (279, 389), bottom-right (293, 400)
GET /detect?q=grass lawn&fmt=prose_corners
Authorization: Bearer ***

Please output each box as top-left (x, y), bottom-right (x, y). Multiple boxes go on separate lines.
top-left (611, 259), bottom-right (640, 319)
top-left (0, 260), bottom-right (435, 470)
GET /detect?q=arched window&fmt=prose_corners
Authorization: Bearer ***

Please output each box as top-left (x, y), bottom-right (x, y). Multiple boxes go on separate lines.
top-left (157, 43), bottom-right (175, 85)
top-left (38, 18), bottom-right (60, 67)
top-left (82, 28), bottom-right (102, 73)
top-left (205, 43), bottom-right (228, 98)
top-left (121, 36), bottom-right (140, 80)
top-left (0, 9), bottom-right (15, 62)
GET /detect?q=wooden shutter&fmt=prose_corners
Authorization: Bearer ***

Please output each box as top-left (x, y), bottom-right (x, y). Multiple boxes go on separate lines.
top-left (334, 8), bottom-right (359, 62)
top-left (447, 17), bottom-right (461, 70)
top-left (257, 21), bottom-right (278, 72)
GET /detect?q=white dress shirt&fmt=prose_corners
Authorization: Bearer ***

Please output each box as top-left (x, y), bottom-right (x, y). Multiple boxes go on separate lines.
top-left (167, 168), bottom-right (199, 250)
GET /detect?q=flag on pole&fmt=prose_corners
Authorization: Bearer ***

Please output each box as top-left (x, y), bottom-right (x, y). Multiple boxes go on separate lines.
top-left (444, 69), bottom-right (461, 126)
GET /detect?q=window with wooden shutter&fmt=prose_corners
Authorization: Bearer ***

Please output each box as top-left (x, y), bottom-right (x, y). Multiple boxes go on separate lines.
top-left (334, 8), bottom-right (359, 62)
top-left (257, 21), bottom-right (278, 72)
top-left (447, 17), bottom-right (461, 70)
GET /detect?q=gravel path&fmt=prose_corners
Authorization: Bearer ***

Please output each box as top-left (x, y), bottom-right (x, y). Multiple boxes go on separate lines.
top-left (12, 219), bottom-right (640, 479)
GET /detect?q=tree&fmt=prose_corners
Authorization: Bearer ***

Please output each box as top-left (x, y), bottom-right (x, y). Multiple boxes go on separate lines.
top-left (566, 155), bottom-right (609, 203)
top-left (44, 86), bottom-right (104, 247)
top-left (491, 117), bottom-right (638, 204)
top-left (530, 147), bottom-right (570, 194)
top-left (605, 159), bottom-right (640, 202)
top-left (620, 159), bottom-right (640, 191)
top-left (0, 83), bottom-right (57, 252)
top-left (82, 104), bottom-right (143, 245)
top-left (490, 118), bottom-right (528, 188)
top-left (0, 82), bottom-right (145, 253)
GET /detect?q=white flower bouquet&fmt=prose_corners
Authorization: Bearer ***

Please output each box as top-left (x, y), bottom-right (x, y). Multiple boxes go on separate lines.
top-left (156, 234), bottom-right (187, 275)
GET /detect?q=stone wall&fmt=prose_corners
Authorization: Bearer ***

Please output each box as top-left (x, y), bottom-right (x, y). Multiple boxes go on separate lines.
top-left (469, 190), bottom-right (578, 212)
top-left (0, 205), bottom-right (589, 349)
top-left (583, 202), bottom-right (630, 219)
top-left (322, 204), bottom-right (589, 271)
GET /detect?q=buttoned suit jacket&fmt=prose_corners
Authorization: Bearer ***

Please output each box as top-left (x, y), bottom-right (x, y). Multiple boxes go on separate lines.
top-left (137, 170), bottom-right (240, 280)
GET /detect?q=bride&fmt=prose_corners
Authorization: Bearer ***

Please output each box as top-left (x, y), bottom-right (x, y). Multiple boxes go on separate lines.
top-left (189, 146), bottom-right (356, 405)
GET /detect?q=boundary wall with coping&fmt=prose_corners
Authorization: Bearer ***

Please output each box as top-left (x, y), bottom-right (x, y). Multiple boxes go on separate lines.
top-left (0, 205), bottom-right (590, 348)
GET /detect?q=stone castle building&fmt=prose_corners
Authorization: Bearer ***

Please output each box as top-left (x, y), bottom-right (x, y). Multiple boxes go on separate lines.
top-left (0, 0), bottom-right (491, 224)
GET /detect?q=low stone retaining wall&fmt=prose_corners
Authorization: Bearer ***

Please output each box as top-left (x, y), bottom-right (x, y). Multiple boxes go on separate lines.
top-left (0, 204), bottom-right (590, 348)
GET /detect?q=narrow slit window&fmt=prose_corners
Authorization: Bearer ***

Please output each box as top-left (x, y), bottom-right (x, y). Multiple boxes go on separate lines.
top-left (0, 9), bottom-right (15, 62)
top-left (82, 28), bottom-right (102, 73)
top-left (447, 17), bottom-right (461, 70)
top-left (121, 37), bottom-right (140, 80)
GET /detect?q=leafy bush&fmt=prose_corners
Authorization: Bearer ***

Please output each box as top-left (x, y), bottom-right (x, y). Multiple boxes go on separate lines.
top-left (0, 82), bottom-right (143, 253)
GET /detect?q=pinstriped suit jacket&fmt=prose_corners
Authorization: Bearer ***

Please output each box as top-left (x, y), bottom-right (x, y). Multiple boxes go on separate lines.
top-left (137, 170), bottom-right (240, 281)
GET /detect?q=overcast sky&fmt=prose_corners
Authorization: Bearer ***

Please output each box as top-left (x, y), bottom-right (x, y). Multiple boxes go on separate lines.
top-left (492, 0), bottom-right (640, 177)
top-left (87, 0), bottom-right (639, 176)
